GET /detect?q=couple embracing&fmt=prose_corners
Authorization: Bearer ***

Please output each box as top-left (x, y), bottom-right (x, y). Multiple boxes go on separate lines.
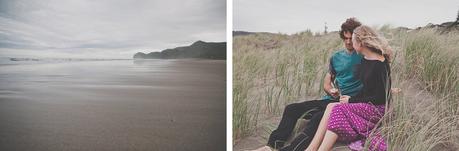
top-left (256, 18), bottom-right (393, 151)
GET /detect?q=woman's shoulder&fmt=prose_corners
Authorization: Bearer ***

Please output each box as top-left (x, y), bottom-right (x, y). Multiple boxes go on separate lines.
top-left (361, 58), bottom-right (389, 73)
top-left (363, 57), bottom-right (388, 66)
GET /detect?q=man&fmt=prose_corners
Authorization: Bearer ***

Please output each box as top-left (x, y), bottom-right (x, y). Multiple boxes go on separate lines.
top-left (254, 18), bottom-right (363, 151)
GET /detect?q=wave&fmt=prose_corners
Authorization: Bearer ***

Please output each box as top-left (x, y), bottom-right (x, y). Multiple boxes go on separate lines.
top-left (0, 57), bottom-right (131, 65)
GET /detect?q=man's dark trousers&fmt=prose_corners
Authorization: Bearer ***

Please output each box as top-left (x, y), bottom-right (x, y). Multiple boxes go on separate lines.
top-left (267, 99), bottom-right (335, 150)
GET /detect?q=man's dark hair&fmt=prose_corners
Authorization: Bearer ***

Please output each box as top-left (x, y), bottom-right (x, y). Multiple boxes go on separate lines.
top-left (339, 17), bottom-right (362, 39)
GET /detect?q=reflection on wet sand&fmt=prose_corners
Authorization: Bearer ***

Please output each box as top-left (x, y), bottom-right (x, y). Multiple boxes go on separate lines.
top-left (0, 59), bottom-right (226, 151)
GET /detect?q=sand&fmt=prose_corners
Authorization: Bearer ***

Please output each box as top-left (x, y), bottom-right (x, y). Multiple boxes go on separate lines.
top-left (0, 59), bottom-right (226, 151)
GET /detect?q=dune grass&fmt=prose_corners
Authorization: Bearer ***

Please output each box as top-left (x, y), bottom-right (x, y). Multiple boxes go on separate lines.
top-left (233, 28), bottom-right (459, 150)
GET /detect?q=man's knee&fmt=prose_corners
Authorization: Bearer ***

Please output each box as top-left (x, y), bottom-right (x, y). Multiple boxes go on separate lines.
top-left (283, 100), bottom-right (323, 118)
top-left (285, 103), bottom-right (297, 111)
top-left (283, 103), bottom-right (298, 117)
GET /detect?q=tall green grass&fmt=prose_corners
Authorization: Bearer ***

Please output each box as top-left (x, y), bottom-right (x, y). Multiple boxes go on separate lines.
top-left (233, 32), bottom-right (340, 140)
top-left (380, 29), bottom-right (459, 150)
top-left (233, 28), bottom-right (459, 150)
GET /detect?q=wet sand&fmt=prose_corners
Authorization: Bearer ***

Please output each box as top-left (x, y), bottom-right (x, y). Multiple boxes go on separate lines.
top-left (0, 59), bottom-right (226, 151)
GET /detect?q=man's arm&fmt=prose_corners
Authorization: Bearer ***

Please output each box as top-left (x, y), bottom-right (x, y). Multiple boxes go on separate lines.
top-left (323, 72), bottom-right (339, 98)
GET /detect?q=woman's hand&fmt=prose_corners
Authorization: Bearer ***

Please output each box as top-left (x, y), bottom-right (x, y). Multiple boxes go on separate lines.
top-left (330, 88), bottom-right (340, 98)
top-left (391, 88), bottom-right (402, 94)
top-left (339, 95), bottom-right (350, 103)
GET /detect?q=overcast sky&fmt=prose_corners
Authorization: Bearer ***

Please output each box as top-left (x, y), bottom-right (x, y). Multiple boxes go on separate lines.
top-left (0, 0), bottom-right (226, 59)
top-left (235, 0), bottom-right (458, 34)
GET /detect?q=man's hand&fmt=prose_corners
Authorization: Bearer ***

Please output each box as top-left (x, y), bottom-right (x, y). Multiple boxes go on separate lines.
top-left (324, 73), bottom-right (339, 98)
top-left (329, 88), bottom-right (340, 98)
top-left (339, 95), bottom-right (350, 103)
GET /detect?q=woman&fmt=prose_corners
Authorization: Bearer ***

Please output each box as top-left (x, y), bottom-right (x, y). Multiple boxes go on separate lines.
top-left (305, 25), bottom-right (392, 151)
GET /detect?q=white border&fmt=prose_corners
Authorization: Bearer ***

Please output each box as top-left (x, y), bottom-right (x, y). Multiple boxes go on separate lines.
top-left (226, 0), bottom-right (233, 150)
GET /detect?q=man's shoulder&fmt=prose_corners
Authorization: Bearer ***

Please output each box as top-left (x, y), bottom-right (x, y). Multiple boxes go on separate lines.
top-left (330, 49), bottom-right (347, 59)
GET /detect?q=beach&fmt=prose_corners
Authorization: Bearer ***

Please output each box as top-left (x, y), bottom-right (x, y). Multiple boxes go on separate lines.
top-left (0, 59), bottom-right (226, 150)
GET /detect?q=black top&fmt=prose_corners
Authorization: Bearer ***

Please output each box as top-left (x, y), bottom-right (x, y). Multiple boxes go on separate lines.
top-left (349, 57), bottom-right (391, 105)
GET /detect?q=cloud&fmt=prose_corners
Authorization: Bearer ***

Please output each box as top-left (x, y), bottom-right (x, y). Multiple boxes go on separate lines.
top-left (234, 0), bottom-right (458, 34)
top-left (0, 0), bottom-right (226, 58)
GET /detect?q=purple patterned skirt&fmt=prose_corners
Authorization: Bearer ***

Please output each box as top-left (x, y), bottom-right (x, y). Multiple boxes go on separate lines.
top-left (327, 103), bottom-right (387, 151)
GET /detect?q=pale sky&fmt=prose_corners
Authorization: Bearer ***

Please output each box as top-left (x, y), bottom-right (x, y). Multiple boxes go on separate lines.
top-left (0, 0), bottom-right (226, 59)
top-left (234, 0), bottom-right (458, 34)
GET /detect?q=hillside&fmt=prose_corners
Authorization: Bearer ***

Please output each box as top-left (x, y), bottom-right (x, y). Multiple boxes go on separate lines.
top-left (133, 41), bottom-right (226, 60)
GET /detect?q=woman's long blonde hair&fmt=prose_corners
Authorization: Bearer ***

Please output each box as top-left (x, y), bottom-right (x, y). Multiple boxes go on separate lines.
top-left (353, 25), bottom-right (393, 62)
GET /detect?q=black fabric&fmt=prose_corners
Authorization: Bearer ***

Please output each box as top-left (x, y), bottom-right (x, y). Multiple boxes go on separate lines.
top-left (349, 58), bottom-right (391, 105)
top-left (279, 110), bottom-right (325, 151)
top-left (267, 100), bottom-right (331, 149)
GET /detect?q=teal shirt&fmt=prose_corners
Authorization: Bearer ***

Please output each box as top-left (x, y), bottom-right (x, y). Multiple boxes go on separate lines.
top-left (322, 49), bottom-right (363, 101)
